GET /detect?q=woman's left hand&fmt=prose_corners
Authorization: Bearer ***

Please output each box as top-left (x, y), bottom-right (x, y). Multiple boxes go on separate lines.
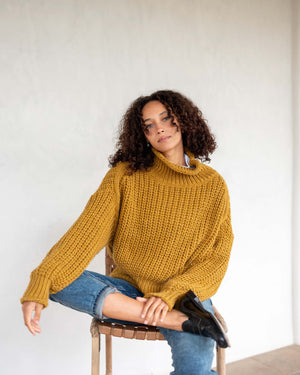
top-left (136, 296), bottom-right (169, 326)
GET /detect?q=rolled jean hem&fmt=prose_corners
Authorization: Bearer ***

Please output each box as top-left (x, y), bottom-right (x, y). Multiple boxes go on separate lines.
top-left (94, 285), bottom-right (122, 319)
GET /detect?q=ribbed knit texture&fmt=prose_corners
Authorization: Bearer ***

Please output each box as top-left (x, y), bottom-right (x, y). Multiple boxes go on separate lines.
top-left (21, 146), bottom-right (234, 310)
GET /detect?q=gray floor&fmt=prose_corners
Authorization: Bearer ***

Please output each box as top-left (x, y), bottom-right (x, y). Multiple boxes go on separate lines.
top-left (226, 345), bottom-right (300, 375)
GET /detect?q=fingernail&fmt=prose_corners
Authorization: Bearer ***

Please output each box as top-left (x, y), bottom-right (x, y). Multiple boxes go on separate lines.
top-left (153, 322), bottom-right (156, 326)
top-left (141, 314), bottom-right (145, 318)
top-left (144, 320), bottom-right (148, 324)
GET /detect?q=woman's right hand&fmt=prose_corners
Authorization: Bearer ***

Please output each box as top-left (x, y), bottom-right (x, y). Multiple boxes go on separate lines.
top-left (22, 301), bottom-right (43, 335)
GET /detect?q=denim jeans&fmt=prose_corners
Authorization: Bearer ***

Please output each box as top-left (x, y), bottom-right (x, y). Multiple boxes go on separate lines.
top-left (49, 270), bottom-right (217, 375)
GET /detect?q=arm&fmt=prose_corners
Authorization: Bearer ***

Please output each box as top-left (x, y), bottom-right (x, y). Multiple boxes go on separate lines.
top-left (20, 165), bottom-right (122, 308)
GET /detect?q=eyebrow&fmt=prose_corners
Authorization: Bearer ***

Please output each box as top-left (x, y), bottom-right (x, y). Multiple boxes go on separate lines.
top-left (143, 111), bottom-right (168, 122)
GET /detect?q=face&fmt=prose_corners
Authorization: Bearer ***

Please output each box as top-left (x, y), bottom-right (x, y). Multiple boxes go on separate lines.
top-left (141, 100), bottom-right (184, 157)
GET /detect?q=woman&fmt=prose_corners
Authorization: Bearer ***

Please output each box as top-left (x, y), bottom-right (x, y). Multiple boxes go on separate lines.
top-left (21, 90), bottom-right (234, 374)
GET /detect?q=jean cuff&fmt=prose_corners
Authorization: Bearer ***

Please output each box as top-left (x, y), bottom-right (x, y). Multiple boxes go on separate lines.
top-left (94, 286), bottom-right (121, 319)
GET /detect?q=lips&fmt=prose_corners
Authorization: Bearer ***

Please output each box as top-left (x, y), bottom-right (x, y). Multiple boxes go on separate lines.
top-left (158, 136), bottom-right (171, 143)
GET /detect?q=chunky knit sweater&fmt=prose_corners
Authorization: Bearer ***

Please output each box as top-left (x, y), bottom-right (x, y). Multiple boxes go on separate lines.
top-left (21, 147), bottom-right (234, 310)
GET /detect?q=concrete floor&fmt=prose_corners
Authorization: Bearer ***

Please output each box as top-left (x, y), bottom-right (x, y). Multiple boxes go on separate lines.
top-left (226, 345), bottom-right (300, 375)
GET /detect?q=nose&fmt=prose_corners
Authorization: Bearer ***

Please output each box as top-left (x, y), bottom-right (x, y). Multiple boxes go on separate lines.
top-left (157, 127), bottom-right (164, 134)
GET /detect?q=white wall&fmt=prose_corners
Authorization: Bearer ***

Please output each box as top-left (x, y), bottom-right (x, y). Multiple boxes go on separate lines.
top-left (0, 0), bottom-right (296, 374)
top-left (292, 0), bottom-right (300, 345)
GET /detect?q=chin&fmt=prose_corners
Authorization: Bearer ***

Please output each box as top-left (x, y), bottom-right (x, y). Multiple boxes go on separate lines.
top-left (158, 142), bottom-right (182, 153)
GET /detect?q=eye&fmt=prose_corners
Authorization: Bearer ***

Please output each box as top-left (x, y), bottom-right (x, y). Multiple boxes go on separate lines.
top-left (146, 123), bottom-right (153, 129)
top-left (162, 117), bottom-right (169, 121)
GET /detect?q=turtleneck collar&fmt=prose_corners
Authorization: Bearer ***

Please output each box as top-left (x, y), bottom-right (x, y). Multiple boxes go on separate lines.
top-left (148, 146), bottom-right (215, 185)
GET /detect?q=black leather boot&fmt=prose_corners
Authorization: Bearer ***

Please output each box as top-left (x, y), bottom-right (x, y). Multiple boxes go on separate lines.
top-left (175, 290), bottom-right (230, 348)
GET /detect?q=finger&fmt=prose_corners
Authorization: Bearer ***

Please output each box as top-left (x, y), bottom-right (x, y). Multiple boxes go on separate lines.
top-left (153, 300), bottom-right (169, 325)
top-left (144, 299), bottom-right (161, 324)
top-left (159, 305), bottom-right (169, 322)
top-left (136, 297), bottom-right (147, 302)
top-left (23, 305), bottom-right (36, 335)
top-left (141, 297), bottom-right (155, 322)
top-left (136, 297), bottom-right (150, 319)
top-left (31, 319), bottom-right (41, 333)
top-left (153, 302), bottom-right (168, 325)
top-left (140, 297), bottom-right (153, 319)
top-left (32, 315), bottom-right (42, 329)
top-left (33, 304), bottom-right (43, 324)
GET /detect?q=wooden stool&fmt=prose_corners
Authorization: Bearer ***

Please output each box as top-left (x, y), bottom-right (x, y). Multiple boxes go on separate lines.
top-left (90, 249), bottom-right (228, 375)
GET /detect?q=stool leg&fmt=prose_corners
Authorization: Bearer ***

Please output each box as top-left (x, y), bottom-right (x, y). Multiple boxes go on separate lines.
top-left (105, 334), bottom-right (112, 375)
top-left (91, 333), bottom-right (100, 375)
top-left (216, 346), bottom-right (226, 375)
top-left (105, 335), bottom-right (112, 375)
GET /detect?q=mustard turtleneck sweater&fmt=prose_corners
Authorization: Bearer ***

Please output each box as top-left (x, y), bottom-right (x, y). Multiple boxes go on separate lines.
top-left (21, 147), bottom-right (234, 311)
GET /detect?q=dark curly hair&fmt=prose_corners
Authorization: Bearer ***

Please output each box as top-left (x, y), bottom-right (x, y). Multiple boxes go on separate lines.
top-left (108, 89), bottom-right (217, 174)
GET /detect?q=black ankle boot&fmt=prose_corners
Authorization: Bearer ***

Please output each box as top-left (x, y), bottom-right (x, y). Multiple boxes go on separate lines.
top-left (175, 290), bottom-right (230, 348)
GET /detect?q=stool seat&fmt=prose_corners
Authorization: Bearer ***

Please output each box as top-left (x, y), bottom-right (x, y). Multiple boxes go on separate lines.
top-left (91, 319), bottom-right (165, 340)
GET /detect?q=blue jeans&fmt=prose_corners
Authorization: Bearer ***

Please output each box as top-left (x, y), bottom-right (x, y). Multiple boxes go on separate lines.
top-left (49, 270), bottom-right (217, 375)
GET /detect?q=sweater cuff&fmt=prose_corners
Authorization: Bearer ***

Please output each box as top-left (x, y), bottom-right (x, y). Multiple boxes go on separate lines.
top-left (143, 289), bottom-right (186, 311)
top-left (20, 272), bottom-right (52, 308)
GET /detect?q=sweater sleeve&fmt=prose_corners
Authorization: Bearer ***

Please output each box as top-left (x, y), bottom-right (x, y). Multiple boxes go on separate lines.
top-left (20, 165), bottom-right (122, 308)
top-left (143, 182), bottom-right (234, 311)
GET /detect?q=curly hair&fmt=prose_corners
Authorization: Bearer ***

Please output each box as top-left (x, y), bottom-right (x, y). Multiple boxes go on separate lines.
top-left (108, 89), bottom-right (217, 174)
